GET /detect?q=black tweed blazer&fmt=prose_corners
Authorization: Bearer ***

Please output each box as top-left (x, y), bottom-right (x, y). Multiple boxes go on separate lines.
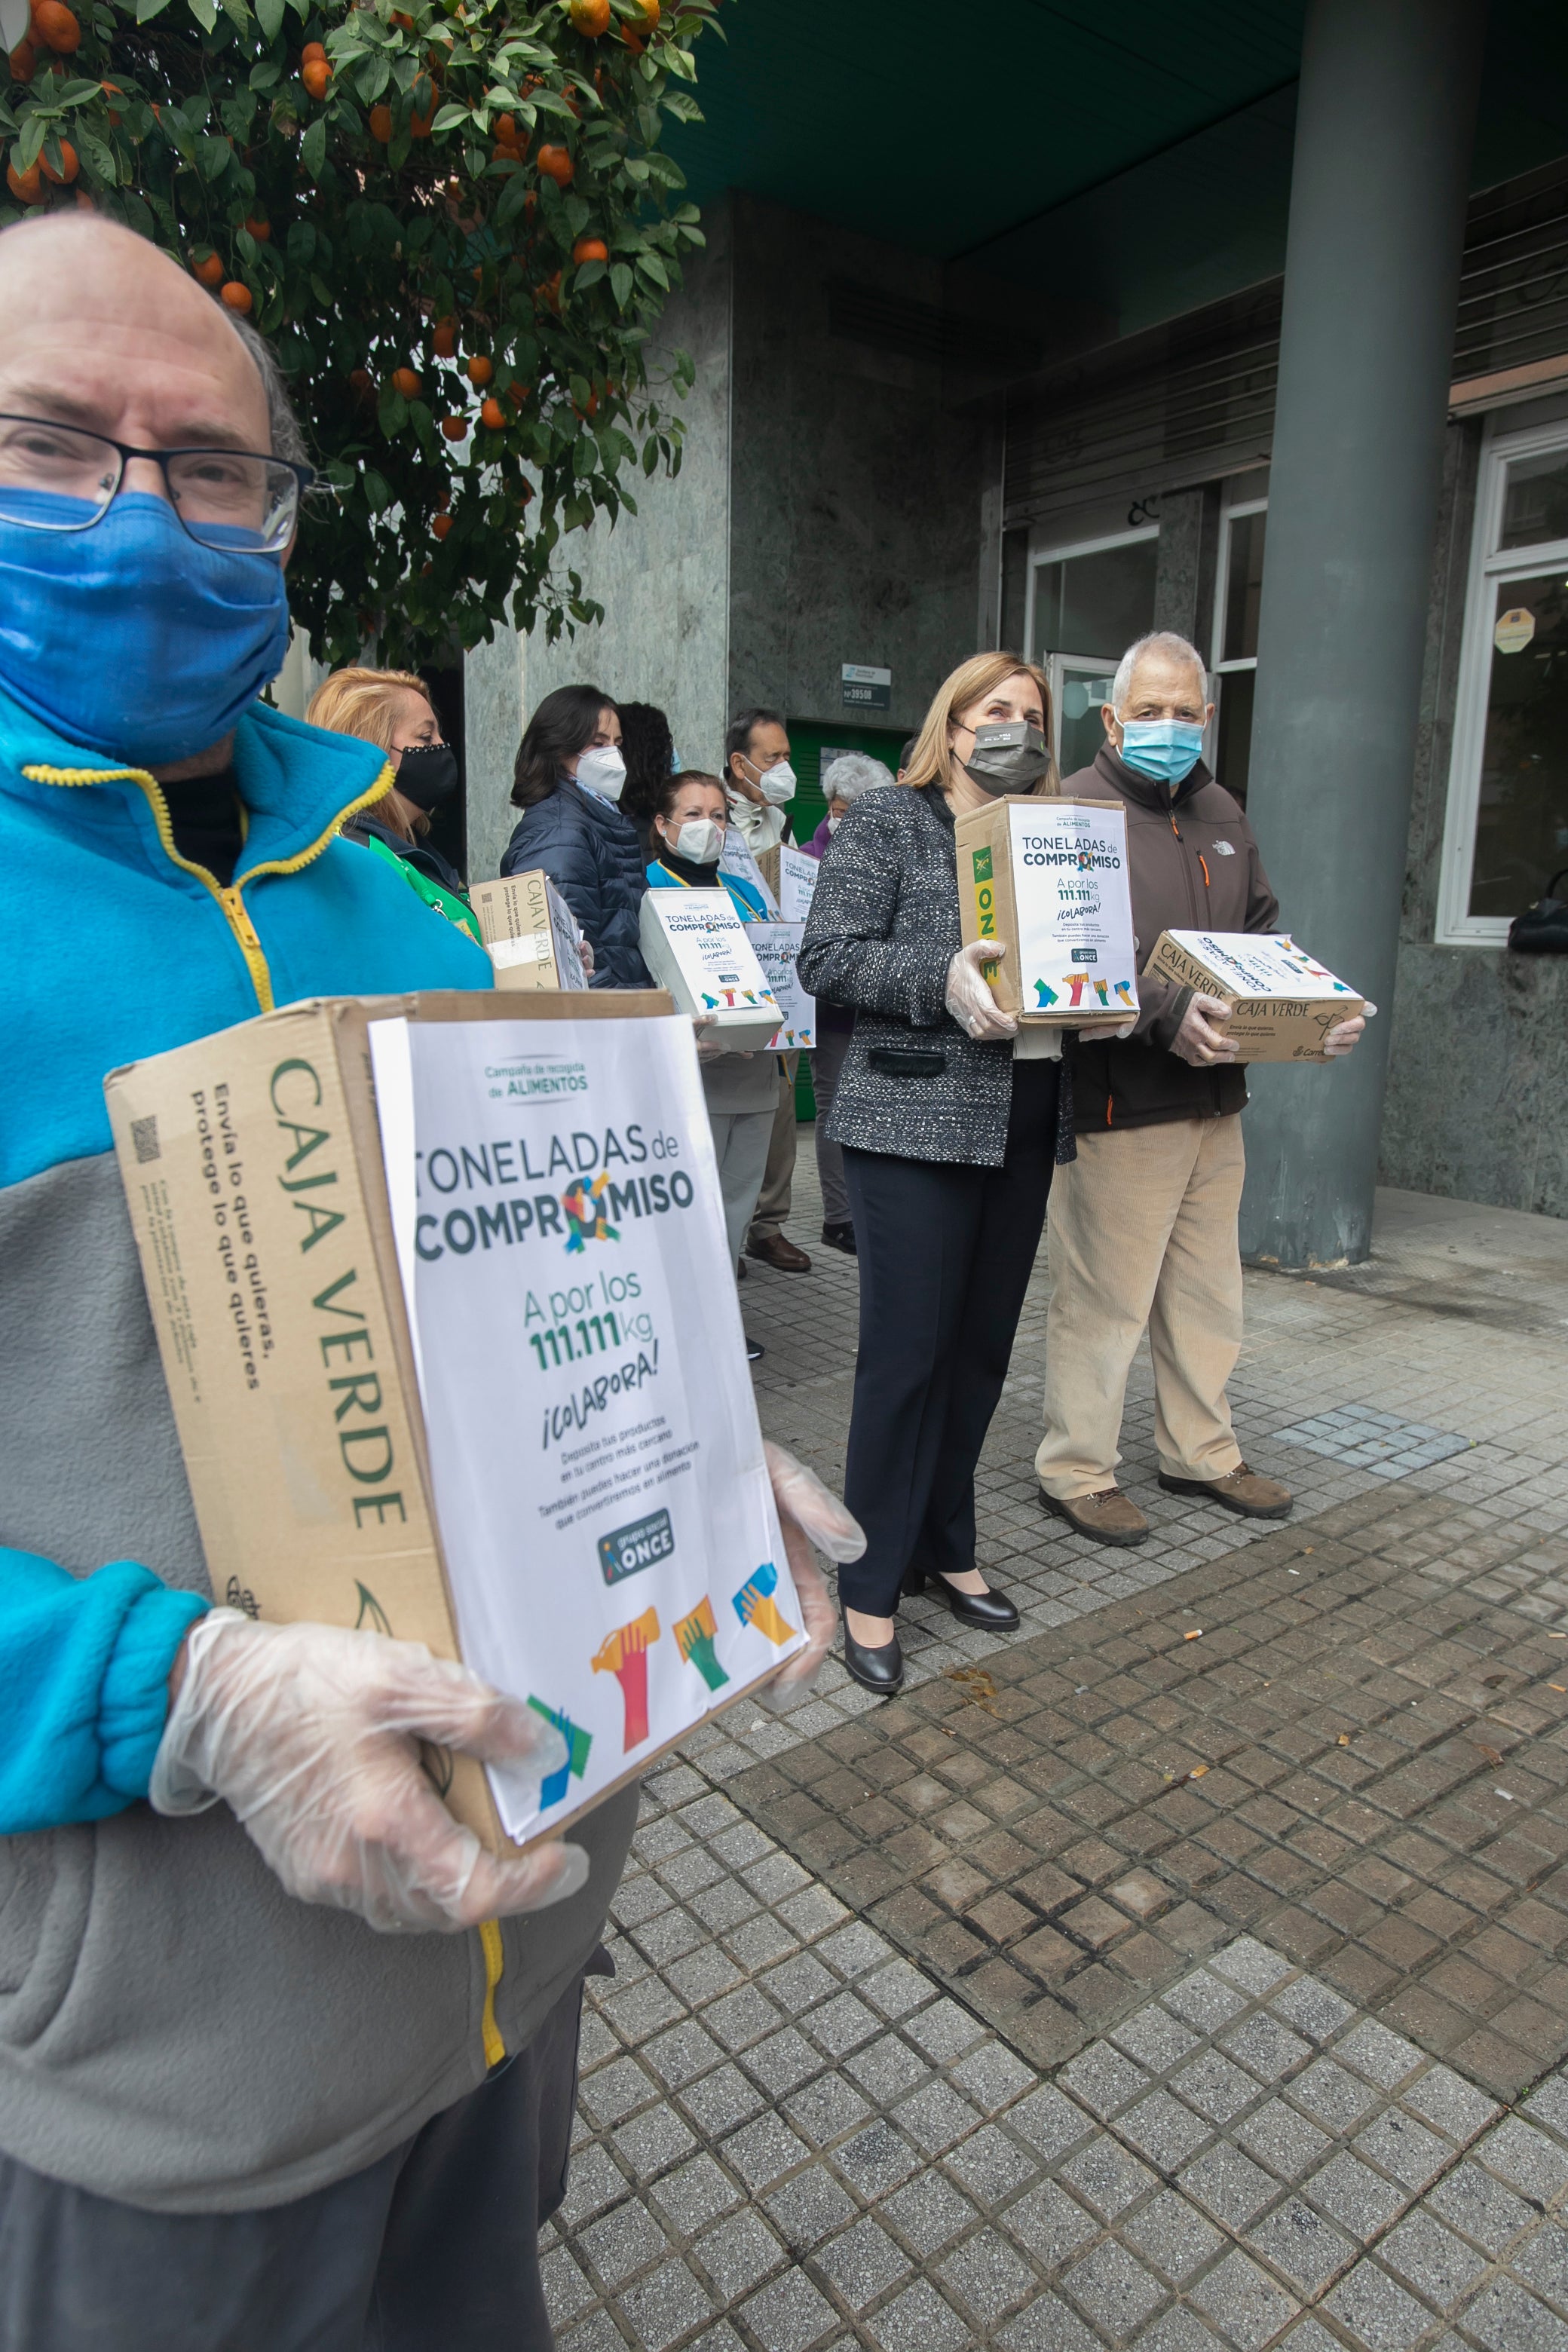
top-left (798, 783), bottom-right (1025, 1168)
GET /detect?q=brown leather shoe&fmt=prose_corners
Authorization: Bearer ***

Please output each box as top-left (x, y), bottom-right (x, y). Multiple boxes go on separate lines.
top-left (746, 1232), bottom-right (813, 1273)
top-left (1039, 1486), bottom-right (1150, 1546)
top-left (1159, 1463), bottom-right (1292, 1519)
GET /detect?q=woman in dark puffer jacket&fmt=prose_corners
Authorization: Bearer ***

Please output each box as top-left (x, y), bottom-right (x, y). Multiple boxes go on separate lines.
top-left (500, 684), bottom-right (652, 988)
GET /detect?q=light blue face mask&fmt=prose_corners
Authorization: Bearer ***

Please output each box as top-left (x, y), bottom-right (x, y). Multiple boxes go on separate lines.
top-left (0, 489), bottom-right (291, 768)
top-left (1117, 718), bottom-right (1205, 786)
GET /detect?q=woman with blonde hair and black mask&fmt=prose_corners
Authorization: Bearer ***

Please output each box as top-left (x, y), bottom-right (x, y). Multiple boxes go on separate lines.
top-left (798, 651), bottom-right (1130, 1694)
top-left (307, 665), bottom-right (479, 941)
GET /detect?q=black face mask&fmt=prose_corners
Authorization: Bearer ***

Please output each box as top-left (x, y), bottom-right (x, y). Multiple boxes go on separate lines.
top-left (962, 721), bottom-right (1052, 796)
top-left (395, 742), bottom-right (460, 812)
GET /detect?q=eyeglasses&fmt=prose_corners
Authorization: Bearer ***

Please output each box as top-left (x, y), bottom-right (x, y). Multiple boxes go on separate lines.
top-left (0, 414), bottom-right (314, 556)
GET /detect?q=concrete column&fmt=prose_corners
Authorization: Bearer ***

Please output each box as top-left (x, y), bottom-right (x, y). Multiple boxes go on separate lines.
top-left (1238, 0), bottom-right (1484, 1269)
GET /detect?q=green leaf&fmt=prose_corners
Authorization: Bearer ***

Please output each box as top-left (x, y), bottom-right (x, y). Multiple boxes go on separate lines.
top-left (573, 258), bottom-right (605, 291)
top-left (75, 124), bottom-right (118, 182)
top-left (219, 0), bottom-right (252, 35)
top-left (430, 100), bottom-right (469, 132)
top-left (196, 132), bottom-right (233, 180)
top-left (56, 79), bottom-right (105, 104)
top-left (250, 59), bottom-right (282, 87)
top-left (17, 117), bottom-right (47, 170)
top-left (186, 0), bottom-right (219, 32)
top-left (300, 112), bottom-right (326, 178)
top-left (135, 0), bottom-right (174, 20)
top-left (356, 51), bottom-right (390, 101)
top-left (609, 262), bottom-right (632, 308)
top-left (255, 0), bottom-right (284, 36)
top-left (637, 250), bottom-right (668, 289)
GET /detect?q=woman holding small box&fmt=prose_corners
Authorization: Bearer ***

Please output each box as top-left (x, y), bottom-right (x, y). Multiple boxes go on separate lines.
top-left (647, 770), bottom-right (775, 1362)
top-left (798, 652), bottom-right (1129, 1694)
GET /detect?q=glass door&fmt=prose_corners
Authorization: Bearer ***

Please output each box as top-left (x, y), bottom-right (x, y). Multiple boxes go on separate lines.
top-left (1030, 526), bottom-right (1159, 771)
top-left (1049, 656), bottom-right (1118, 779)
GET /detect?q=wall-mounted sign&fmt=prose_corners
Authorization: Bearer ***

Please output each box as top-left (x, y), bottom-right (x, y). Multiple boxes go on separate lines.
top-left (1494, 607), bottom-right (1536, 655)
top-left (842, 663), bottom-right (892, 712)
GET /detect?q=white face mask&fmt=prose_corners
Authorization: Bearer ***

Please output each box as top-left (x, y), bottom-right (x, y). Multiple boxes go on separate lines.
top-left (750, 756), bottom-right (796, 807)
top-left (827, 811), bottom-right (843, 835)
top-left (670, 816), bottom-right (723, 865)
top-left (576, 746), bottom-right (626, 802)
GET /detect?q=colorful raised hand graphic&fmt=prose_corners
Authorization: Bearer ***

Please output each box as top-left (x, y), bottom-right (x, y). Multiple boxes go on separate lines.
top-left (732, 1560), bottom-right (792, 1647)
top-left (527, 1697), bottom-right (593, 1808)
top-left (1034, 979), bottom-right (1059, 1008)
top-left (674, 1596), bottom-right (730, 1692)
top-left (1061, 972), bottom-right (1092, 1007)
top-left (591, 1606), bottom-right (660, 1750)
top-left (1114, 980), bottom-right (1135, 1009)
top-left (1092, 978), bottom-right (1110, 1007)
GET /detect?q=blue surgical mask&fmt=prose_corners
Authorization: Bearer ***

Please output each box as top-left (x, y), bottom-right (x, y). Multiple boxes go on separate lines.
top-left (0, 490), bottom-right (291, 769)
top-left (1116, 719), bottom-right (1205, 786)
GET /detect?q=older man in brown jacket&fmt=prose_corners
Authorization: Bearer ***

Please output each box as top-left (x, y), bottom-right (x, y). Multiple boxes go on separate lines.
top-left (1037, 631), bottom-right (1366, 1544)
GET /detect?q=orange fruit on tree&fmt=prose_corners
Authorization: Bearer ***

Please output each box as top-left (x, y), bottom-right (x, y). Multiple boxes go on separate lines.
top-left (494, 111), bottom-right (516, 143)
top-left (30, 0), bottom-right (80, 51)
top-left (572, 234), bottom-right (608, 264)
top-left (39, 136), bottom-right (78, 182)
top-left (536, 142), bottom-right (571, 186)
top-left (439, 414), bottom-right (467, 441)
top-left (629, 0), bottom-right (659, 26)
top-left (191, 248), bottom-right (225, 286)
top-left (369, 102), bottom-right (393, 141)
top-left (219, 280), bottom-right (253, 313)
top-left (479, 395), bottom-right (506, 429)
top-left (568, 0), bottom-right (610, 32)
top-left (391, 366), bottom-right (421, 398)
top-left (431, 317), bottom-right (457, 356)
top-left (349, 366), bottom-right (373, 398)
top-left (244, 213), bottom-right (271, 240)
top-left (466, 354), bottom-right (492, 387)
top-left (10, 38), bottom-right (38, 78)
top-left (409, 105), bottom-right (433, 137)
top-left (5, 155), bottom-right (42, 203)
top-left (433, 512), bottom-right (454, 541)
top-left (390, 8), bottom-right (413, 26)
top-left (302, 57), bottom-right (330, 98)
top-left (301, 39), bottom-right (326, 62)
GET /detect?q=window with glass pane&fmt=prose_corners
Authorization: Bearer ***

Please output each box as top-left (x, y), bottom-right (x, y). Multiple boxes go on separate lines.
top-left (1499, 452), bottom-right (1568, 552)
top-left (1034, 537), bottom-right (1158, 661)
top-left (1222, 511), bottom-right (1266, 662)
top-left (1214, 668), bottom-right (1256, 805)
top-left (1469, 571), bottom-right (1568, 917)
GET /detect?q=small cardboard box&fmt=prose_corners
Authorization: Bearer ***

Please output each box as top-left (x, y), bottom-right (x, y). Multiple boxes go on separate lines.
top-left (956, 796), bottom-right (1140, 1021)
top-left (104, 991), bottom-right (803, 1857)
top-left (1141, 931), bottom-right (1364, 1061)
top-left (468, 869), bottom-right (589, 991)
top-left (639, 893), bottom-right (782, 1051)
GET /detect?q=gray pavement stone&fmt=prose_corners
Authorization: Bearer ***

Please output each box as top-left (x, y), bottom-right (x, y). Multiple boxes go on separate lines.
top-left (739, 2269), bottom-right (840, 2352)
top-left (1121, 2188), bottom-right (1227, 2283)
top-left (1379, 2210), bottom-right (1487, 2311)
top-left (691, 2210), bottom-right (785, 2302)
top-left (815, 2216), bottom-right (912, 2309)
top-left (1321, 2261), bottom-right (1432, 2350)
top-left (1187, 2249), bottom-right (1300, 2350)
top-left (763, 2166), bottom-right (857, 2251)
top-left (1063, 2237), bottom-right (1167, 2341)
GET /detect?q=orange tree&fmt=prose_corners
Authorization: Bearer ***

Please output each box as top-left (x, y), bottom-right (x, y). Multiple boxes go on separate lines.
top-left (1, 0), bottom-right (718, 664)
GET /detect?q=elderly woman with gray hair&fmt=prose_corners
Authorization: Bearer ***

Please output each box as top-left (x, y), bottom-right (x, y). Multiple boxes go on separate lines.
top-left (804, 752), bottom-right (893, 1253)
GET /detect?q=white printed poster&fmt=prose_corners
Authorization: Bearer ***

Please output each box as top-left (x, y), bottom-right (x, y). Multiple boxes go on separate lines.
top-left (718, 828), bottom-right (780, 917)
top-left (1163, 932), bottom-right (1358, 1000)
top-left (368, 1012), bottom-right (804, 1840)
top-left (749, 922), bottom-right (816, 1051)
top-left (1008, 800), bottom-right (1140, 1017)
top-left (778, 845), bottom-right (819, 923)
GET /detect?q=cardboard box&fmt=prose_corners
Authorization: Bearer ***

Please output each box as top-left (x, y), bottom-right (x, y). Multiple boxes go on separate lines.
top-left (956, 796), bottom-right (1140, 1021)
top-left (639, 893), bottom-right (782, 1051)
top-left (1141, 931), bottom-right (1365, 1061)
top-left (104, 991), bottom-right (803, 1857)
top-left (468, 869), bottom-right (589, 991)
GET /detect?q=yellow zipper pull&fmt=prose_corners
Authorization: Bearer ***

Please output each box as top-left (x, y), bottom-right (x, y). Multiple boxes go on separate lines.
top-left (220, 884), bottom-right (275, 1012)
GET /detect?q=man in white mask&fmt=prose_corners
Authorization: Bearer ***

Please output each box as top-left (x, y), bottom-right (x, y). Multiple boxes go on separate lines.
top-left (723, 708), bottom-right (814, 1276)
top-left (724, 705), bottom-right (797, 856)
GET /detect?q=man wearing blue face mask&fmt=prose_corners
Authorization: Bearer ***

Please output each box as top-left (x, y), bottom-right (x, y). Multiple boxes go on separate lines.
top-left (1036, 631), bottom-right (1366, 1548)
top-left (0, 212), bottom-right (640, 2348)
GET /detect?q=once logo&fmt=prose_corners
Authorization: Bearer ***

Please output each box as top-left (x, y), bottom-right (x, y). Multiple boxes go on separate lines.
top-left (598, 1508), bottom-right (676, 1586)
top-left (971, 846), bottom-right (997, 939)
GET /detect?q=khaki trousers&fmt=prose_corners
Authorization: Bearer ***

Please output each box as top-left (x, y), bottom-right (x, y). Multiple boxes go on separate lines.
top-left (1036, 1113), bottom-right (1245, 1499)
top-left (748, 1056), bottom-right (799, 1243)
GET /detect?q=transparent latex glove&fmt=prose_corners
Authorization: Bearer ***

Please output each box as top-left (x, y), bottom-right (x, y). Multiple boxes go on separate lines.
top-left (577, 933), bottom-right (595, 980)
top-left (1322, 1001), bottom-right (1375, 1058)
top-left (692, 1014), bottom-right (727, 1063)
top-left (1076, 1015), bottom-right (1138, 1040)
top-left (945, 941), bottom-right (1018, 1042)
top-left (1171, 991), bottom-right (1241, 1067)
top-left (757, 1441), bottom-right (865, 1713)
top-left (151, 1612), bottom-right (586, 1934)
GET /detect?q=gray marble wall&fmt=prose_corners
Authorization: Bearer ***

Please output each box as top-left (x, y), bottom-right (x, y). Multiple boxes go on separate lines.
top-left (1378, 413), bottom-right (1568, 1218)
top-left (725, 195), bottom-right (985, 735)
top-left (464, 204), bottom-right (736, 875)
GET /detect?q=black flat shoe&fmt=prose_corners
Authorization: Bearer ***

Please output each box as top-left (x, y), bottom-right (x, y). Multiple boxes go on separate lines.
top-left (902, 1566), bottom-right (1019, 1631)
top-left (821, 1221), bottom-right (857, 1255)
top-left (841, 1617), bottom-right (903, 1695)
top-left (745, 1333), bottom-right (764, 1361)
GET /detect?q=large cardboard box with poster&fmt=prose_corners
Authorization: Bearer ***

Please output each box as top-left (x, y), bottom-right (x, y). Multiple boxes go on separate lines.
top-left (955, 795), bottom-right (1139, 1023)
top-left (103, 991), bottom-right (805, 1858)
top-left (468, 869), bottom-right (589, 992)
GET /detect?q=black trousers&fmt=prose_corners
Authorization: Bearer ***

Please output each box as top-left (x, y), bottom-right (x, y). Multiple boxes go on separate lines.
top-left (0, 1963), bottom-right (592, 2352)
top-left (839, 1060), bottom-right (1059, 1616)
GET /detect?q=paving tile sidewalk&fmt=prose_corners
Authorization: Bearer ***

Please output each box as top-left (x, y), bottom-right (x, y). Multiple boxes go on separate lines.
top-left (544, 1165), bottom-right (1568, 2352)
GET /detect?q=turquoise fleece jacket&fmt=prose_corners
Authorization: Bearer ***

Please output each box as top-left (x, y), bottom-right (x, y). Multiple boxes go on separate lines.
top-left (0, 687), bottom-right (490, 1834)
